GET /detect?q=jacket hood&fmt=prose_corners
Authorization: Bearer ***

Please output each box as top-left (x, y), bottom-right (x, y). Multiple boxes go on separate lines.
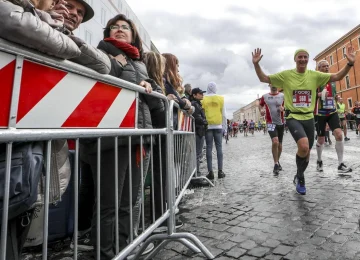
top-left (207, 82), bottom-right (217, 94)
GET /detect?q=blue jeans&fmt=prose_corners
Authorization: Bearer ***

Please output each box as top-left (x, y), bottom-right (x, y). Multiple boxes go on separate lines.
top-left (196, 135), bottom-right (205, 174)
top-left (205, 129), bottom-right (223, 172)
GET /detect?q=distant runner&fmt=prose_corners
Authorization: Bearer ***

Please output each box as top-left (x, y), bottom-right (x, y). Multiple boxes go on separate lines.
top-left (351, 101), bottom-right (360, 136)
top-left (336, 96), bottom-right (350, 141)
top-left (243, 119), bottom-right (248, 137)
top-left (259, 84), bottom-right (285, 175)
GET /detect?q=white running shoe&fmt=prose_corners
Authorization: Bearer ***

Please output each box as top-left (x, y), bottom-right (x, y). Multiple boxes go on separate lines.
top-left (338, 163), bottom-right (352, 173)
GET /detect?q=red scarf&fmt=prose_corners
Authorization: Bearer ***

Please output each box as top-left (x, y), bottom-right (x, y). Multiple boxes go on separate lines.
top-left (104, 38), bottom-right (140, 59)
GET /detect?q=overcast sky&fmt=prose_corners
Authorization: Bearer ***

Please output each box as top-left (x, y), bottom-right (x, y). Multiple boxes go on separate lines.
top-left (129, 0), bottom-right (359, 118)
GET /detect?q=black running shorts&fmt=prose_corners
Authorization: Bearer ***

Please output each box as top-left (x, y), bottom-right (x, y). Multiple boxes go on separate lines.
top-left (316, 113), bottom-right (341, 136)
top-left (287, 118), bottom-right (315, 149)
top-left (268, 124), bottom-right (285, 143)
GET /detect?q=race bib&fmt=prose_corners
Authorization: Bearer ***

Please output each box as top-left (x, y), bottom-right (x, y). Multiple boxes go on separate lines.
top-left (356, 114), bottom-right (360, 118)
top-left (322, 97), bottom-right (335, 110)
top-left (292, 90), bottom-right (311, 107)
top-left (339, 113), bottom-right (345, 118)
top-left (267, 124), bottom-right (276, 132)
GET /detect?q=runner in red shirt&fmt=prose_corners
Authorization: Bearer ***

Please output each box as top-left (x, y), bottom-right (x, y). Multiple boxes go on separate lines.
top-left (259, 84), bottom-right (285, 175)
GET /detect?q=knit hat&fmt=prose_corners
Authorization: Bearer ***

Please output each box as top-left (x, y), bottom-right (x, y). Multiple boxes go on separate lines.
top-left (294, 49), bottom-right (309, 61)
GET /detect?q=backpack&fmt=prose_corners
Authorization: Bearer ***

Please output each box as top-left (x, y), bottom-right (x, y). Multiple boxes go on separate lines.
top-left (0, 142), bottom-right (44, 220)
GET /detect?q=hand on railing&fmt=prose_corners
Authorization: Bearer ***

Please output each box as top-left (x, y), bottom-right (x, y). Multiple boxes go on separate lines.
top-left (167, 94), bottom-right (177, 101)
top-left (139, 80), bottom-right (152, 93)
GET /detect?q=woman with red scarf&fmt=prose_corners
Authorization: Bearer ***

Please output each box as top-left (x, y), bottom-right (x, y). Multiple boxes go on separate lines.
top-left (80, 14), bottom-right (160, 259)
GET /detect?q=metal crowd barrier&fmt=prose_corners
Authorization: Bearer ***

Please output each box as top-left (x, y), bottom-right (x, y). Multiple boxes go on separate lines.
top-left (0, 39), bottom-right (214, 260)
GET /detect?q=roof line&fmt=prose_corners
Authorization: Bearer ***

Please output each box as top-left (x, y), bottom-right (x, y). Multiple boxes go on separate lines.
top-left (313, 24), bottom-right (360, 60)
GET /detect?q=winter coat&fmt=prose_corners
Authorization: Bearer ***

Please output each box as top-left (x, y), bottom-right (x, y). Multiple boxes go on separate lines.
top-left (69, 39), bottom-right (111, 74)
top-left (191, 99), bottom-right (208, 137)
top-left (0, 0), bottom-right (80, 59)
top-left (146, 79), bottom-right (166, 129)
top-left (164, 79), bottom-right (188, 129)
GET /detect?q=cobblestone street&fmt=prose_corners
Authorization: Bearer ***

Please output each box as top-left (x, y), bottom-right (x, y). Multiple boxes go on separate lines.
top-left (157, 130), bottom-right (360, 260)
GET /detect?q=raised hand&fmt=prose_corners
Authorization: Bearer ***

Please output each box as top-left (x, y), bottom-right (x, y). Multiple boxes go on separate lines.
top-left (252, 48), bottom-right (263, 64)
top-left (53, 0), bottom-right (69, 19)
top-left (345, 46), bottom-right (356, 65)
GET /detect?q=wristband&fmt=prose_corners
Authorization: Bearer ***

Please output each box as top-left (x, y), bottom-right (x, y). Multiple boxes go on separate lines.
top-left (347, 62), bottom-right (354, 67)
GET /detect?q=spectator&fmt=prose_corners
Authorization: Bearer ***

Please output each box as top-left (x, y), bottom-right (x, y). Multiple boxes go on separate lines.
top-left (184, 83), bottom-right (192, 100)
top-left (191, 88), bottom-right (208, 176)
top-left (80, 14), bottom-right (156, 260)
top-left (0, 0), bottom-right (81, 59)
top-left (53, 0), bottom-right (111, 74)
top-left (162, 53), bottom-right (193, 129)
top-left (202, 82), bottom-right (227, 180)
top-left (143, 51), bottom-right (166, 221)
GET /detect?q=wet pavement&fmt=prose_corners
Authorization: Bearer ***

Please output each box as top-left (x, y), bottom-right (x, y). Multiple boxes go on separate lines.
top-left (21, 130), bottom-right (360, 259)
top-left (156, 130), bottom-right (360, 260)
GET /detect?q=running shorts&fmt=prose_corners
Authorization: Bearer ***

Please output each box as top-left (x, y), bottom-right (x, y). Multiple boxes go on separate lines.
top-left (267, 124), bottom-right (284, 143)
top-left (316, 113), bottom-right (341, 136)
top-left (287, 118), bottom-right (315, 149)
top-left (356, 119), bottom-right (360, 127)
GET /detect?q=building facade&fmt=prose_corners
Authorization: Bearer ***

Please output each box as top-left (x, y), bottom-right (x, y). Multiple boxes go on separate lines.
top-left (233, 99), bottom-right (263, 123)
top-left (74, 0), bottom-right (154, 52)
top-left (314, 24), bottom-right (360, 112)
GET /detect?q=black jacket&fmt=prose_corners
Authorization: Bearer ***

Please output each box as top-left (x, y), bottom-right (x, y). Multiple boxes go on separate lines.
top-left (191, 99), bottom-right (207, 137)
top-left (164, 78), bottom-right (188, 130)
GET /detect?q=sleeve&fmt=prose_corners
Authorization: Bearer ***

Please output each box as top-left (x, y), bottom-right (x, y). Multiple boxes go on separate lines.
top-left (259, 96), bottom-right (265, 107)
top-left (69, 44), bottom-right (111, 74)
top-left (315, 71), bottom-right (331, 87)
top-left (165, 82), bottom-right (187, 109)
top-left (269, 71), bottom-right (286, 89)
top-left (0, 2), bottom-right (80, 59)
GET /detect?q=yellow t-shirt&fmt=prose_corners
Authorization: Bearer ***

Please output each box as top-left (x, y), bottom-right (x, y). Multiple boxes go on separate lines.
top-left (269, 69), bottom-right (331, 120)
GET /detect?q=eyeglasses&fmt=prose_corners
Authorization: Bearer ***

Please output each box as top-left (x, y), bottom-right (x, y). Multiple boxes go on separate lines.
top-left (109, 25), bottom-right (131, 31)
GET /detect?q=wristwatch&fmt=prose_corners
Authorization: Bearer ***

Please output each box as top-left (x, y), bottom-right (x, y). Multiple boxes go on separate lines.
top-left (347, 62), bottom-right (354, 67)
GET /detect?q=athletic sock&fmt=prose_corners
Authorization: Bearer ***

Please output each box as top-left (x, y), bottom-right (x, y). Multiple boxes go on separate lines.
top-left (296, 154), bottom-right (308, 179)
top-left (316, 142), bottom-right (324, 161)
top-left (335, 140), bottom-right (344, 165)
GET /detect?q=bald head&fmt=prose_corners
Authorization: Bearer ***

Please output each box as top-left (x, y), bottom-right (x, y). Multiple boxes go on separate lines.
top-left (317, 60), bottom-right (329, 73)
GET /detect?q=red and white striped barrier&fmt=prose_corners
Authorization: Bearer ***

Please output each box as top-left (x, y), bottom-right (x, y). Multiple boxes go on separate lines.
top-left (0, 51), bottom-right (136, 129)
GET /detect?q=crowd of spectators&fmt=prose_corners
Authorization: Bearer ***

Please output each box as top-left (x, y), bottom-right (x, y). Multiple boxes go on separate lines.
top-left (0, 1), bottom-right (227, 259)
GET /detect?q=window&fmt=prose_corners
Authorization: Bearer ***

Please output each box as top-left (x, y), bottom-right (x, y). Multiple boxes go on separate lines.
top-left (85, 29), bottom-right (92, 45)
top-left (101, 8), bottom-right (106, 26)
top-left (348, 98), bottom-right (353, 108)
top-left (358, 37), bottom-right (360, 49)
top-left (345, 75), bottom-right (350, 88)
top-left (329, 55), bottom-right (333, 65)
top-left (343, 47), bottom-right (346, 58)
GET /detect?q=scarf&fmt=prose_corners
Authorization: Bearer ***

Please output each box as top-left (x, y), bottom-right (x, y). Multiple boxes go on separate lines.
top-left (104, 38), bottom-right (140, 59)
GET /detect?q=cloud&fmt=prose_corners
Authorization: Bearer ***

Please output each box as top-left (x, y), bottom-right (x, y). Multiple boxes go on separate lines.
top-left (129, 0), bottom-right (360, 118)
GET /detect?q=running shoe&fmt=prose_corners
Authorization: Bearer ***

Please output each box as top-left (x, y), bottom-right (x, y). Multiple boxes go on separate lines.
top-left (293, 175), bottom-right (306, 195)
top-left (316, 160), bottom-right (323, 172)
top-left (344, 137), bottom-right (350, 141)
top-left (278, 162), bottom-right (283, 171)
top-left (273, 164), bottom-right (280, 175)
top-left (338, 163), bottom-right (352, 173)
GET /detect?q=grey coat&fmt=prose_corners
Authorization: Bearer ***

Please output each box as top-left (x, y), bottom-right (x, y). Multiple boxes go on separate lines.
top-left (0, 0), bottom-right (80, 59)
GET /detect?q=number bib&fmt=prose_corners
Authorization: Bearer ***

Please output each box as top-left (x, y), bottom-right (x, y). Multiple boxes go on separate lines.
top-left (357, 114), bottom-right (360, 118)
top-left (292, 90), bottom-right (311, 107)
top-left (322, 97), bottom-right (335, 110)
top-left (267, 124), bottom-right (276, 132)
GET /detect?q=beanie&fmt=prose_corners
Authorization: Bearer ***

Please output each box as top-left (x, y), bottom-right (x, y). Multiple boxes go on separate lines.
top-left (294, 49), bottom-right (309, 61)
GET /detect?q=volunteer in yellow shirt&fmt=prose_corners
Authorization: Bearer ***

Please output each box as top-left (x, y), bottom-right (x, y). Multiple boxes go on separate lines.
top-left (336, 96), bottom-right (350, 141)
